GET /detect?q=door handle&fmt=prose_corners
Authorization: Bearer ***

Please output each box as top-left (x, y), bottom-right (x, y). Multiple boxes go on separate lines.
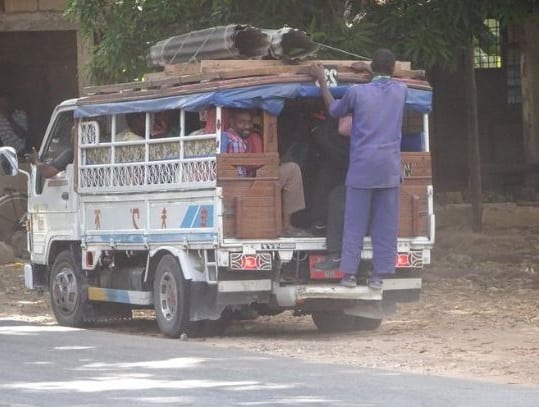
top-left (61, 192), bottom-right (69, 200)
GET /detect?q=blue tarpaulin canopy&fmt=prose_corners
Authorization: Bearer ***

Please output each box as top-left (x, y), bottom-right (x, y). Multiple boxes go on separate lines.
top-left (75, 82), bottom-right (432, 118)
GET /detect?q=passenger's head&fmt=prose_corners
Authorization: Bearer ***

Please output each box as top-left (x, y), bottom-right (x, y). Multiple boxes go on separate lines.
top-left (0, 92), bottom-right (12, 112)
top-left (152, 110), bottom-right (179, 138)
top-left (125, 112), bottom-right (146, 137)
top-left (371, 48), bottom-right (396, 76)
top-left (229, 109), bottom-right (253, 138)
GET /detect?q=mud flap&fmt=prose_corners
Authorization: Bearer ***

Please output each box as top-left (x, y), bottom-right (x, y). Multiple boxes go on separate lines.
top-left (190, 281), bottom-right (226, 321)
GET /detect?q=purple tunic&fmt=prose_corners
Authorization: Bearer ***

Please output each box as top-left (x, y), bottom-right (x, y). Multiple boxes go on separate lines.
top-left (329, 78), bottom-right (407, 188)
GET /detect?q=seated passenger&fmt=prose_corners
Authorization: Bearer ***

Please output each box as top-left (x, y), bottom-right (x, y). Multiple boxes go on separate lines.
top-left (115, 113), bottom-right (145, 163)
top-left (225, 109), bottom-right (308, 236)
top-left (152, 110), bottom-right (180, 138)
top-left (309, 113), bottom-right (350, 235)
top-left (185, 108), bottom-right (227, 157)
top-left (116, 112), bottom-right (145, 141)
top-left (220, 109), bottom-right (249, 154)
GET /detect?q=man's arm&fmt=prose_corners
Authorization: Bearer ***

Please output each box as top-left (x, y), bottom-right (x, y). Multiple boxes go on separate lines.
top-left (310, 64), bottom-right (335, 111)
top-left (27, 147), bottom-right (69, 179)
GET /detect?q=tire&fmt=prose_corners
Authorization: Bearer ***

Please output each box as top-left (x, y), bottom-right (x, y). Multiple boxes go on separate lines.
top-left (153, 254), bottom-right (191, 337)
top-left (0, 192), bottom-right (26, 242)
top-left (353, 316), bottom-right (383, 331)
top-left (49, 249), bottom-right (88, 327)
top-left (311, 310), bottom-right (356, 333)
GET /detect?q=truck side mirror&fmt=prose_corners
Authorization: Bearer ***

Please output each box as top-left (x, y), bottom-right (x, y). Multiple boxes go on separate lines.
top-left (0, 146), bottom-right (19, 176)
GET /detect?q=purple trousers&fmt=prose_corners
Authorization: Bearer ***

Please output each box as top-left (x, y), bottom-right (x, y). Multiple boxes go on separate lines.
top-left (340, 186), bottom-right (399, 277)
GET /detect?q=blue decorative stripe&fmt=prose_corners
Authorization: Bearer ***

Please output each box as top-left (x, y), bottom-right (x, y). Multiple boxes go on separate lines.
top-left (180, 205), bottom-right (215, 228)
top-left (181, 205), bottom-right (199, 228)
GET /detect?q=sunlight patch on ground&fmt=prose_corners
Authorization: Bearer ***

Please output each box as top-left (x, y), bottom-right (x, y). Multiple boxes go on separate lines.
top-left (114, 396), bottom-right (193, 404)
top-left (0, 324), bottom-right (78, 335)
top-left (1, 378), bottom-right (260, 393)
top-left (76, 357), bottom-right (206, 371)
top-left (54, 346), bottom-right (95, 351)
top-left (238, 397), bottom-right (342, 405)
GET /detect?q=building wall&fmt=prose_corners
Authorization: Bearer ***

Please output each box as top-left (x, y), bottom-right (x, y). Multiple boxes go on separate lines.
top-left (0, 0), bottom-right (89, 148)
top-left (1, 0), bottom-right (66, 12)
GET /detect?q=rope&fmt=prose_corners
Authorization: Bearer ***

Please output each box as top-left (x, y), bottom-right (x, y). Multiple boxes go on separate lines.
top-left (315, 42), bottom-right (370, 60)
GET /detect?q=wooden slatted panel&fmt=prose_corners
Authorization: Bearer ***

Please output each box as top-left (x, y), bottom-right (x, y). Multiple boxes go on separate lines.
top-left (217, 153), bottom-right (281, 238)
top-left (216, 153), bottom-right (279, 180)
top-left (399, 184), bottom-right (429, 237)
top-left (220, 180), bottom-right (281, 238)
top-left (401, 152), bottom-right (432, 186)
top-left (262, 113), bottom-right (278, 153)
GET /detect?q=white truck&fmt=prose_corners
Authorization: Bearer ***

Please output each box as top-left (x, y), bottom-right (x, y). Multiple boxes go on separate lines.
top-left (0, 60), bottom-right (434, 336)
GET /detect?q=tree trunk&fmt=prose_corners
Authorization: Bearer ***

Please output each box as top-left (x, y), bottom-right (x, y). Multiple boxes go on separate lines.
top-left (521, 18), bottom-right (539, 193)
top-left (463, 41), bottom-right (483, 232)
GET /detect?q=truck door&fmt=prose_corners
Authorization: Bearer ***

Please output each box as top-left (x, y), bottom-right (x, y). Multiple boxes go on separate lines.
top-left (28, 107), bottom-right (78, 264)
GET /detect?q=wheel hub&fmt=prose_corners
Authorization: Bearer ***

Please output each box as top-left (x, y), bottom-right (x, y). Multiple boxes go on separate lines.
top-left (158, 271), bottom-right (177, 321)
top-left (52, 266), bottom-right (78, 314)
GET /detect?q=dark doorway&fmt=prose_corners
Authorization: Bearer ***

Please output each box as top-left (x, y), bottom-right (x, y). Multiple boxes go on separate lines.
top-left (0, 30), bottom-right (79, 149)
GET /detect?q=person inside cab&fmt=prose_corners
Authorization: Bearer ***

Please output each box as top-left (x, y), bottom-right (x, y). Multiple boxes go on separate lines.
top-left (27, 127), bottom-right (74, 179)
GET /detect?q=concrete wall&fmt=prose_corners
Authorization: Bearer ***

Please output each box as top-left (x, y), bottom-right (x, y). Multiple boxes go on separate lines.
top-left (2, 0), bottom-right (66, 12)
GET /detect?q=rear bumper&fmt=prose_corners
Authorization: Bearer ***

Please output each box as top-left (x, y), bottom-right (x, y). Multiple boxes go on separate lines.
top-left (273, 278), bottom-right (421, 307)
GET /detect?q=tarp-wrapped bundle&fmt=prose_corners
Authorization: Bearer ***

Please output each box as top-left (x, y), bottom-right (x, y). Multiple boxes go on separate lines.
top-left (148, 25), bottom-right (319, 67)
top-left (148, 25), bottom-right (270, 67)
top-left (262, 27), bottom-right (319, 61)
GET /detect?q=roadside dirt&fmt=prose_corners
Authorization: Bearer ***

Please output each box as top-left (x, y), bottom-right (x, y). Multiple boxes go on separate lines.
top-left (1, 221), bottom-right (538, 387)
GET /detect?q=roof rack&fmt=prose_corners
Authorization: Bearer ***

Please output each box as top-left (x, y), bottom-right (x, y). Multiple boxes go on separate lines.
top-left (82, 59), bottom-right (427, 101)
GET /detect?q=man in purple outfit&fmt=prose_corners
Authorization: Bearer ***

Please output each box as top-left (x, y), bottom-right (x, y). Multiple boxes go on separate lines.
top-left (310, 49), bottom-right (407, 289)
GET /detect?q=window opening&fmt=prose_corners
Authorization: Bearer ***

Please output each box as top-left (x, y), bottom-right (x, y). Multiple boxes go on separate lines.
top-left (474, 19), bottom-right (501, 69)
top-left (78, 107), bottom-right (221, 192)
top-left (505, 45), bottom-right (521, 105)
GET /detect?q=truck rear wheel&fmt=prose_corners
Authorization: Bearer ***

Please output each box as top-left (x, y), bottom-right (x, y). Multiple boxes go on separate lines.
top-left (153, 254), bottom-right (191, 337)
top-left (50, 249), bottom-right (88, 327)
top-left (311, 310), bottom-right (356, 333)
top-left (353, 316), bottom-right (382, 331)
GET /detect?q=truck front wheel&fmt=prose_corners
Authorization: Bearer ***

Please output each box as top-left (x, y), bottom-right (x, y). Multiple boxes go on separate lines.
top-left (153, 254), bottom-right (191, 337)
top-left (50, 249), bottom-right (88, 327)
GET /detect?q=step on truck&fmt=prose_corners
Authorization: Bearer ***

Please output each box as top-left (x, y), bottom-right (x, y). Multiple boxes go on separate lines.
top-left (0, 59), bottom-right (434, 336)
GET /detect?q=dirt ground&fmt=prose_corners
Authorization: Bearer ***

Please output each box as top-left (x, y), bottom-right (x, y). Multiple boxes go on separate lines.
top-left (1, 216), bottom-right (538, 387)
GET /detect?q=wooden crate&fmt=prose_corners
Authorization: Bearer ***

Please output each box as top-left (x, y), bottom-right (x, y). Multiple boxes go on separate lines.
top-left (217, 153), bottom-right (281, 238)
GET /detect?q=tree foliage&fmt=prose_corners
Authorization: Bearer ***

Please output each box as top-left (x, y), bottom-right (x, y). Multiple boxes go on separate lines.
top-left (66, 0), bottom-right (539, 84)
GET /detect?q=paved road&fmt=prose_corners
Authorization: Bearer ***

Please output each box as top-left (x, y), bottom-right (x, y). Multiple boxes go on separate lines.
top-left (0, 318), bottom-right (537, 406)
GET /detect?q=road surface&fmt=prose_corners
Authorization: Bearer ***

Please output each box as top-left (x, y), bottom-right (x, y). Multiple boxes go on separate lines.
top-left (0, 318), bottom-right (537, 406)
